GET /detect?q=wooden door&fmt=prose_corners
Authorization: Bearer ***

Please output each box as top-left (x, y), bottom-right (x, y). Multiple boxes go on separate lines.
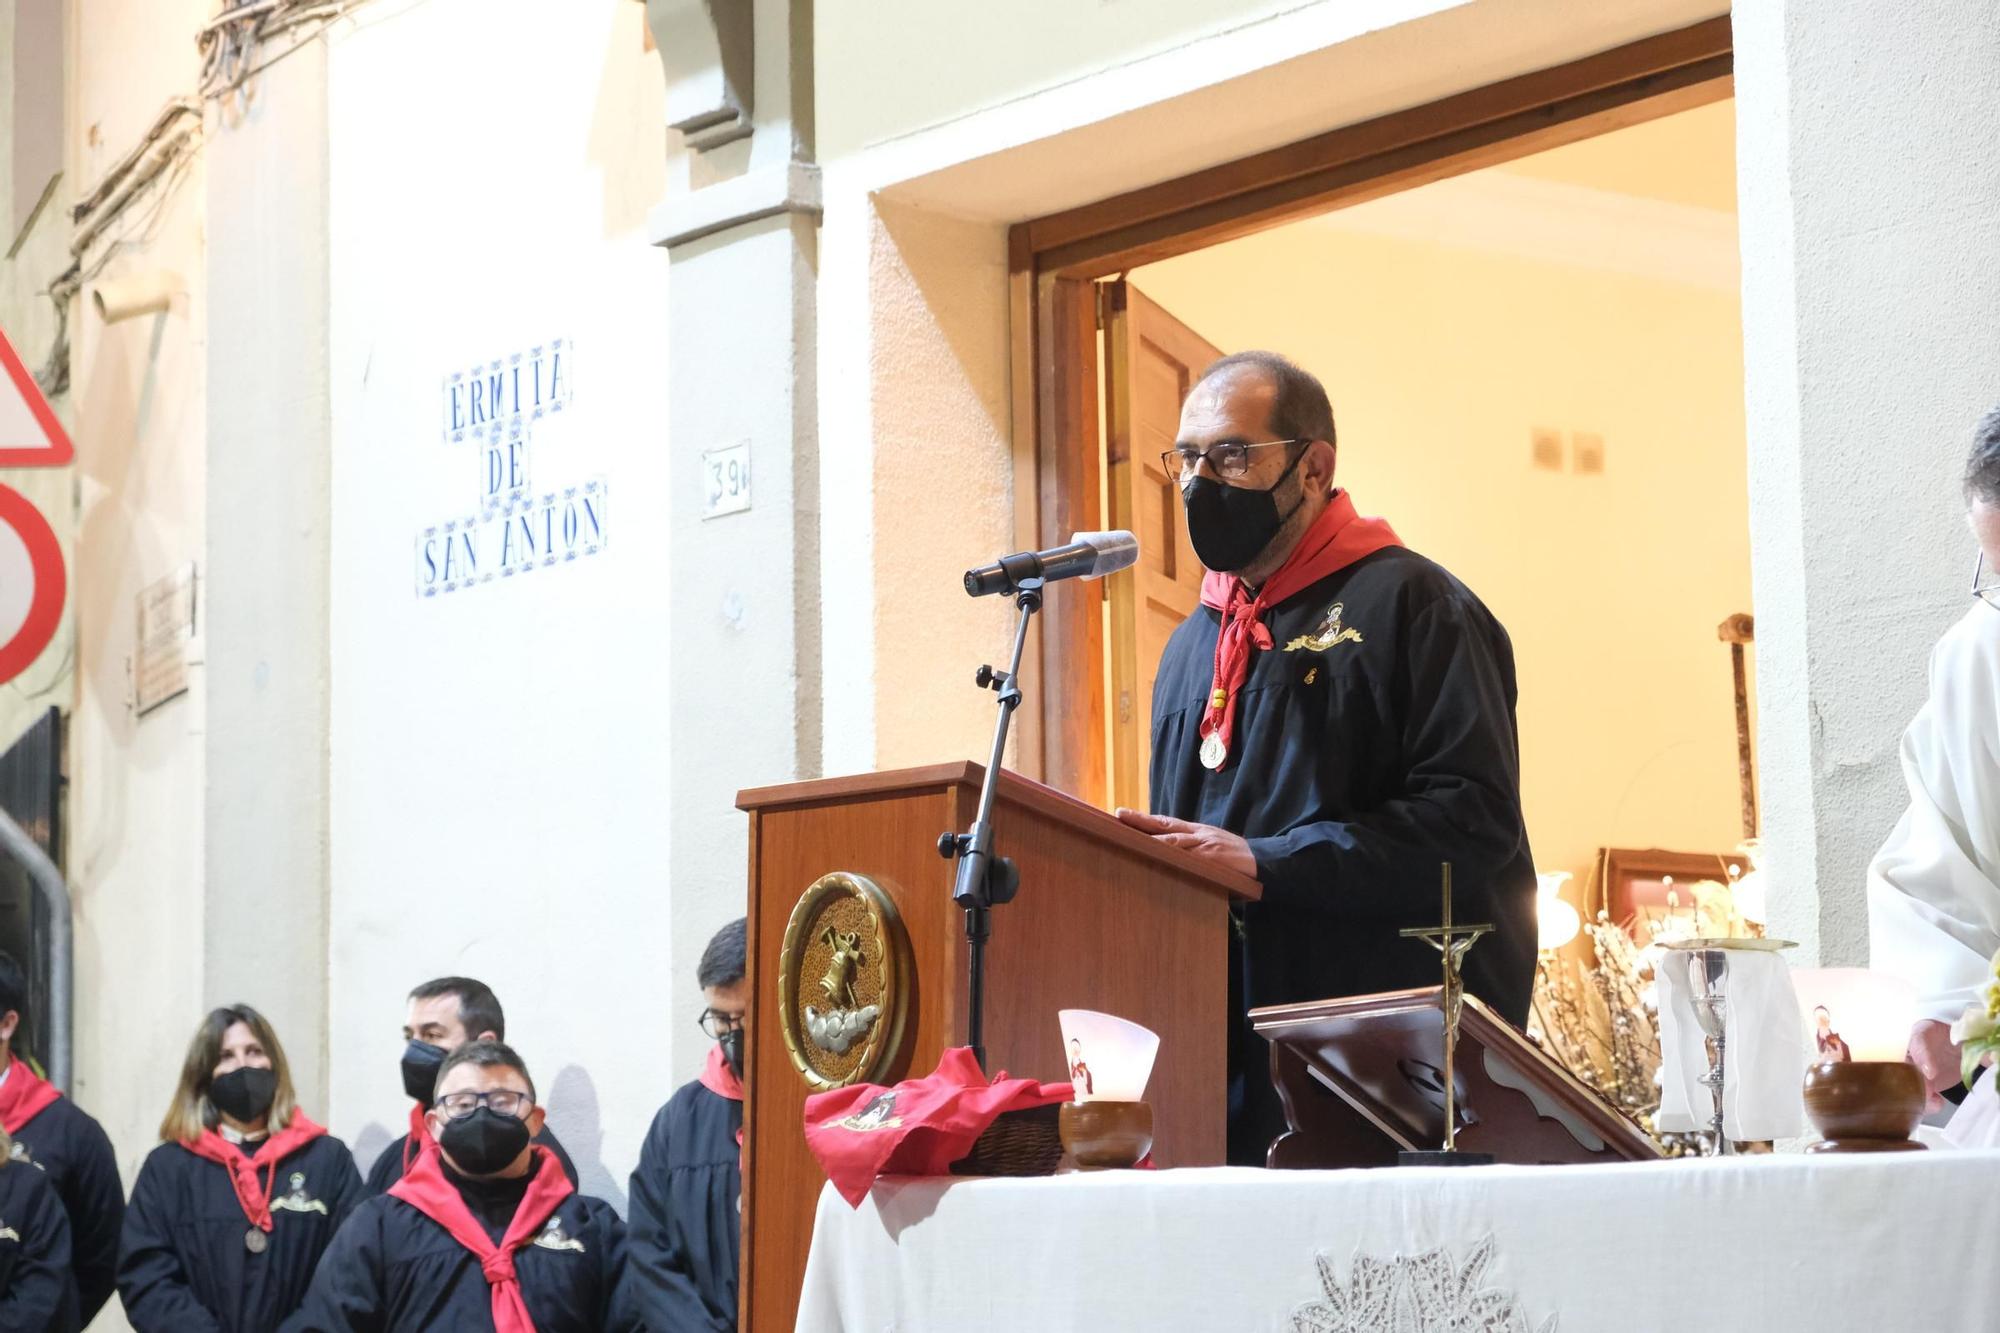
top-left (1101, 281), bottom-right (1220, 812)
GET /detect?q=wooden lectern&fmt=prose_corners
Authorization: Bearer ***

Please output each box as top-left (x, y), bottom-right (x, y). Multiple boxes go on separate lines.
top-left (736, 762), bottom-right (1259, 1333)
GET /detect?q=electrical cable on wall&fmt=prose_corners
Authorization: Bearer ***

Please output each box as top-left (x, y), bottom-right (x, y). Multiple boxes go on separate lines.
top-left (31, 0), bottom-right (381, 395)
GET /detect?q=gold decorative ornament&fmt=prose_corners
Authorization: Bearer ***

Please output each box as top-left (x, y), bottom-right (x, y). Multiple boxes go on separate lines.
top-left (778, 872), bottom-right (913, 1091)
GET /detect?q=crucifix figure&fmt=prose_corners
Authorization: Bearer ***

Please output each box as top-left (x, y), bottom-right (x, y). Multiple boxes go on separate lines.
top-left (1399, 862), bottom-right (1492, 1154)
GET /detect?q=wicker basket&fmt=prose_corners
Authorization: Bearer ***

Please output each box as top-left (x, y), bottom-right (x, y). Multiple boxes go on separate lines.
top-left (948, 1102), bottom-right (1065, 1177)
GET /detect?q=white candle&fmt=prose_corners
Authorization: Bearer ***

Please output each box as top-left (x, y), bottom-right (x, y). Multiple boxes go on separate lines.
top-left (1058, 1009), bottom-right (1160, 1103)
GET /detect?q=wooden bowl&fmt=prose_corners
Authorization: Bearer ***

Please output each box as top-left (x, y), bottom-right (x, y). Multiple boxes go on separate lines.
top-left (1802, 1060), bottom-right (1927, 1153)
top-left (1059, 1100), bottom-right (1153, 1169)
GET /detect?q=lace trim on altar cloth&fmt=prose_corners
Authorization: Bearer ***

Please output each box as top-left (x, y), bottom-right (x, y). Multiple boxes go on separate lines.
top-left (1290, 1234), bottom-right (1558, 1333)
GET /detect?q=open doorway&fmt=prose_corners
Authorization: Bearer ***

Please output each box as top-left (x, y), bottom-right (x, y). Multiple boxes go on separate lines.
top-left (1094, 97), bottom-right (1752, 908)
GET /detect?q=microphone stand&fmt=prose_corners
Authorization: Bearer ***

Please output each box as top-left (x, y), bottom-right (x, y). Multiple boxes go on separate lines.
top-left (937, 577), bottom-right (1040, 1071)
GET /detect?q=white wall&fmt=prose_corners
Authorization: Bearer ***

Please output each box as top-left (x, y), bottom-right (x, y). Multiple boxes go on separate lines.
top-left (325, 0), bottom-right (671, 1201)
top-left (1131, 150), bottom-right (1752, 900)
top-left (64, 0), bottom-right (211, 1251)
top-left (1736, 0), bottom-right (2000, 965)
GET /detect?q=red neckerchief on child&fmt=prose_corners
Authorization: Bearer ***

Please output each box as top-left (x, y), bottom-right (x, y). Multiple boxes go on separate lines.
top-left (401, 1101), bottom-right (437, 1174)
top-left (389, 1144), bottom-right (574, 1333)
top-left (1196, 489), bottom-right (1401, 771)
top-left (180, 1113), bottom-right (329, 1233)
top-left (0, 1055), bottom-right (61, 1133)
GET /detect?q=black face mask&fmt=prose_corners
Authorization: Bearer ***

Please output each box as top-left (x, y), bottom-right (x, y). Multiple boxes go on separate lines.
top-left (400, 1040), bottom-right (448, 1103)
top-left (438, 1107), bottom-right (532, 1177)
top-left (1181, 446), bottom-right (1309, 573)
top-left (719, 1029), bottom-right (745, 1081)
top-left (209, 1066), bottom-right (278, 1123)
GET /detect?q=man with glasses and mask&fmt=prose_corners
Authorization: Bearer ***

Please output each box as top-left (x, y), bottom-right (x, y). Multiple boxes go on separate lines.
top-left (1870, 404), bottom-right (2000, 1111)
top-left (366, 976), bottom-right (577, 1194)
top-left (1114, 351), bottom-right (1535, 1166)
top-left (289, 1040), bottom-right (635, 1331)
top-left (624, 918), bottom-right (747, 1332)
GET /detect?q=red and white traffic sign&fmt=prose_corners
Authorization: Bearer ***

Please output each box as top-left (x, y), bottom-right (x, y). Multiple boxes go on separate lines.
top-left (0, 485), bottom-right (63, 684)
top-left (0, 325), bottom-right (72, 468)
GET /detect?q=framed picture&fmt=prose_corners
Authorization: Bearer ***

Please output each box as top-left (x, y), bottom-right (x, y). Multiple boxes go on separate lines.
top-left (1598, 847), bottom-right (1750, 944)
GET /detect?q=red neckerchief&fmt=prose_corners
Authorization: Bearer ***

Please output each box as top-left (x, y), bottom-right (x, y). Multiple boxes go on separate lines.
top-left (180, 1113), bottom-right (329, 1232)
top-left (0, 1055), bottom-right (61, 1134)
top-left (1197, 490), bottom-right (1401, 771)
top-left (696, 1043), bottom-right (743, 1103)
top-left (697, 1044), bottom-right (747, 1158)
top-left (401, 1101), bottom-right (436, 1174)
top-left (389, 1144), bottom-right (574, 1333)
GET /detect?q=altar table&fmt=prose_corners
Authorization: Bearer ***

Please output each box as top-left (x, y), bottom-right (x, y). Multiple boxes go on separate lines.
top-left (795, 1154), bottom-right (1998, 1331)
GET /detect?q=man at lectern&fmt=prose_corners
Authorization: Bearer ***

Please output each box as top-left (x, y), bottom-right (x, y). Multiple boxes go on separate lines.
top-left (1116, 350), bottom-right (1535, 1165)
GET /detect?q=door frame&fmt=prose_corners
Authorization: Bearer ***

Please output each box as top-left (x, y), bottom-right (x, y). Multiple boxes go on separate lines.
top-left (1006, 16), bottom-right (1734, 803)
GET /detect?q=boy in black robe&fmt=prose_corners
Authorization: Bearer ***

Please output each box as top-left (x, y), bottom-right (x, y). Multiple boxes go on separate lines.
top-left (0, 952), bottom-right (122, 1323)
top-left (0, 1137), bottom-right (79, 1332)
top-left (623, 918), bottom-right (746, 1332)
top-left (364, 976), bottom-right (576, 1194)
top-left (287, 1040), bottom-right (633, 1333)
top-left (1116, 351), bottom-right (1536, 1165)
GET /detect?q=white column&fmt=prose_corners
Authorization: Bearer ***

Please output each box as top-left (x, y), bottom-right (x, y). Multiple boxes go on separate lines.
top-left (1735, 0), bottom-right (2000, 963)
top-left (649, 0), bottom-right (820, 1080)
top-left (203, 47), bottom-right (333, 1108)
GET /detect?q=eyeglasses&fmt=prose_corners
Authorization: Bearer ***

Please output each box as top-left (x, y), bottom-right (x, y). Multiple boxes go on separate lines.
top-left (434, 1089), bottom-right (534, 1120)
top-left (697, 1008), bottom-right (745, 1040)
top-left (1160, 437), bottom-right (1306, 482)
top-left (1974, 551), bottom-right (2000, 609)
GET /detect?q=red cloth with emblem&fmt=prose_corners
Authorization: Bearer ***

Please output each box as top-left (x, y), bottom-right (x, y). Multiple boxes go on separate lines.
top-left (180, 1113), bottom-right (329, 1232)
top-left (0, 1054), bottom-right (61, 1133)
top-left (1197, 489), bottom-right (1401, 771)
top-left (388, 1143), bottom-right (574, 1333)
top-left (804, 1046), bottom-right (1074, 1207)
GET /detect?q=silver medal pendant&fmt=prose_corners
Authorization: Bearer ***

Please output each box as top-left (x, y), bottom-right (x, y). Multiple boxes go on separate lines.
top-left (1200, 732), bottom-right (1227, 770)
top-left (244, 1226), bottom-right (268, 1254)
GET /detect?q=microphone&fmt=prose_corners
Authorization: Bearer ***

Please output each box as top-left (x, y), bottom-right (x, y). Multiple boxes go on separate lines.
top-left (963, 531), bottom-right (1139, 597)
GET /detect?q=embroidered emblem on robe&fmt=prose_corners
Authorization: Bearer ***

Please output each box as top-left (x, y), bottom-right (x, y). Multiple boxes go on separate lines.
top-left (1284, 602), bottom-right (1364, 652)
top-left (270, 1171), bottom-right (329, 1216)
top-left (532, 1215), bottom-right (587, 1253)
top-left (0, 1222), bottom-right (17, 1242)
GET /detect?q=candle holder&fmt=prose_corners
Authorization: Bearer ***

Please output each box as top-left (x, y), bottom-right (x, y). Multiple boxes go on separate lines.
top-left (1059, 1100), bottom-right (1153, 1169)
top-left (1802, 1061), bottom-right (1927, 1153)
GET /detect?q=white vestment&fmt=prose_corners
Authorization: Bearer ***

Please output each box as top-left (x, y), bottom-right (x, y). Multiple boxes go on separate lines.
top-left (1868, 603), bottom-right (2000, 1024)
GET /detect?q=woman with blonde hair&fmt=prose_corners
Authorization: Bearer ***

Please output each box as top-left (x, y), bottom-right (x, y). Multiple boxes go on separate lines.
top-left (0, 1124), bottom-right (80, 1330)
top-left (116, 1004), bottom-right (360, 1331)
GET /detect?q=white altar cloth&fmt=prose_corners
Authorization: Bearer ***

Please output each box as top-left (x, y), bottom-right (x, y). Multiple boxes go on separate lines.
top-left (796, 1155), bottom-right (1999, 1331)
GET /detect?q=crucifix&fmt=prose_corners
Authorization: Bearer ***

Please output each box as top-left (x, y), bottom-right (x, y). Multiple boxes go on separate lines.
top-left (1399, 862), bottom-right (1492, 1161)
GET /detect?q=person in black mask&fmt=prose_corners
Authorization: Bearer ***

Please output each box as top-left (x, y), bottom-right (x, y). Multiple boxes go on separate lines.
top-left (0, 949), bottom-right (123, 1324)
top-left (287, 1040), bottom-right (635, 1332)
top-left (623, 917), bottom-right (747, 1332)
top-left (117, 1004), bottom-right (361, 1330)
top-left (1113, 351), bottom-right (1535, 1167)
top-left (367, 976), bottom-right (576, 1194)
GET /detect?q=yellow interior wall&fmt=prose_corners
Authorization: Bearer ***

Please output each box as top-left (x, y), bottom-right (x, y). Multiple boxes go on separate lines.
top-left (1129, 170), bottom-right (1753, 903)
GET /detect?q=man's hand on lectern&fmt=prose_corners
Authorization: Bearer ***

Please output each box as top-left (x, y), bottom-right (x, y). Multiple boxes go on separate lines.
top-left (1114, 809), bottom-right (1257, 879)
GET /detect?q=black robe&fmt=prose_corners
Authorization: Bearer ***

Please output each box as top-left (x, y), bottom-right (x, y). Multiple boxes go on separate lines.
top-left (622, 1080), bottom-right (741, 1333)
top-left (0, 1158), bottom-right (78, 1332)
top-left (11, 1093), bottom-right (124, 1322)
top-left (1149, 546), bottom-right (1537, 1164)
top-left (282, 1183), bottom-right (635, 1331)
top-left (117, 1134), bottom-right (363, 1332)
top-left (363, 1122), bottom-right (576, 1196)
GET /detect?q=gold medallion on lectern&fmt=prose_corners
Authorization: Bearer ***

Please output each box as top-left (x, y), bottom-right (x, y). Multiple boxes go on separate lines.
top-left (778, 872), bottom-right (912, 1091)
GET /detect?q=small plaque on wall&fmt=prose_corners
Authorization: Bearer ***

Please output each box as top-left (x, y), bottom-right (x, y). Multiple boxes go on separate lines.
top-left (135, 563), bottom-right (196, 715)
top-left (703, 442), bottom-right (751, 519)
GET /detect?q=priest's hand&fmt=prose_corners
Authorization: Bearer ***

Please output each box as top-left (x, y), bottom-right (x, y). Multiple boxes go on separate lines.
top-left (1113, 809), bottom-right (1257, 879)
top-left (1908, 1019), bottom-right (1961, 1111)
